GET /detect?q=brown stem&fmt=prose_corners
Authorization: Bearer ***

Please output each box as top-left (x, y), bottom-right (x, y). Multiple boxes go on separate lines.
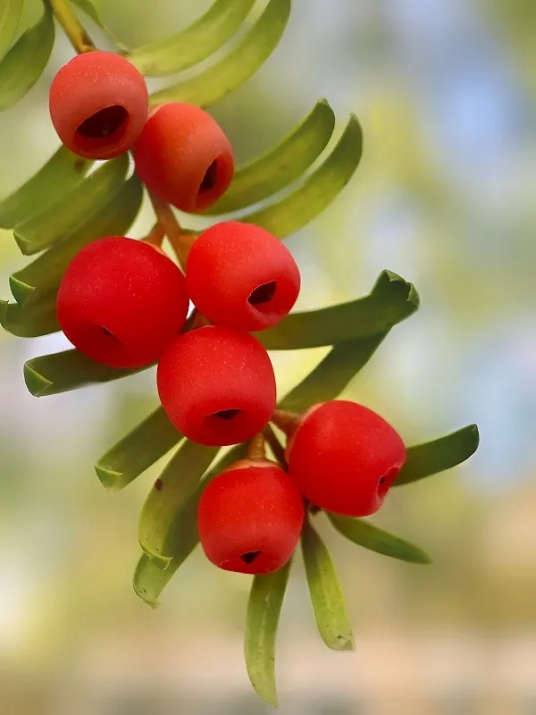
top-left (48, 0), bottom-right (96, 53)
top-left (262, 424), bottom-right (287, 467)
top-left (140, 222), bottom-right (165, 248)
top-left (247, 433), bottom-right (267, 462)
top-left (147, 191), bottom-right (195, 269)
top-left (270, 409), bottom-right (301, 436)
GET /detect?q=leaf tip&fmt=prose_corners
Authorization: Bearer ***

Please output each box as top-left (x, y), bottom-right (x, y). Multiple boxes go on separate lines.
top-left (23, 362), bottom-right (52, 397)
top-left (94, 463), bottom-right (123, 491)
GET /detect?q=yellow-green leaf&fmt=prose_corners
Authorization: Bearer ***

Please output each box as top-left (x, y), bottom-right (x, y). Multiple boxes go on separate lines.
top-left (0, 146), bottom-right (92, 229)
top-left (301, 518), bottom-right (354, 651)
top-left (0, 3), bottom-right (54, 111)
top-left (149, 0), bottom-right (291, 108)
top-left (205, 98), bottom-right (336, 215)
top-left (70, 0), bottom-right (128, 50)
top-left (0, 0), bottom-right (23, 61)
top-left (245, 559), bottom-right (292, 708)
top-left (127, 0), bottom-right (256, 76)
top-left (0, 292), bottom-right (59, 337)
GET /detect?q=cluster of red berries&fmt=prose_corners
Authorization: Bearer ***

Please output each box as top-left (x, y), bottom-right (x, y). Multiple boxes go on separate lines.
top-left (50, 50), bottom-right (406, 577)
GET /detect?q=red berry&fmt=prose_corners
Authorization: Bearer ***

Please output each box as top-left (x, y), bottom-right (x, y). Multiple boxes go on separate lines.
top-left (186, 221), bottom-right (301, 332)
top-left (157, 326), bottom-right (276, 446)
top-left (198, 459), bottom-right (304, 574)
top-left (49, 51), bottom-right (148, 159)
top-left (57, 237), bottom-right (189, 369)
top-left (287, 401), bottom-right (406, 517)
top-left (132, 103), bottom-right (234, 213)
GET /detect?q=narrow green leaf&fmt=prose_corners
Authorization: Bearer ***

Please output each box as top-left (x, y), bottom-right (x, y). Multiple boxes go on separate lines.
top-left (245, 559), bottom-right (292, 708)
top-left (301, 519), bottom-right (354, 651)
top-left (395, 425), bottom-right (480, 486)
top-left (240, 114), bottom-right (363, 237)
top-left (205, 99), bottom-right (336, 215)
top-left (149, 0), bottom-right (291, 108)
top-left (0, 293), bottom-right (59, 337)
top-left (258, 270), bottom-right (418, 350)
top-left (132, 334), bottom-right (390, 605)
top-left (127, 0), bottom-right (256, 77)
top-left (0, 0), bottom-right (23, 61)
top-left (0, 4), bottom-right (54, 111)
top-left (23, 349), bottom-right (145, 398)
top-left (10, 172), bottom-right (142, 306)
top-left (14, 155), bottom-right (129, 256)
top-left (95, 407), bottom-right (181, 491)
top-left (70, 0), bottom-right (128, 50)
top-left (0, 146), bottom-right (92, 230)
top-left (327, 513), bottom-right (432, 564)
top-left (138, 441), bottom-right (220, 567)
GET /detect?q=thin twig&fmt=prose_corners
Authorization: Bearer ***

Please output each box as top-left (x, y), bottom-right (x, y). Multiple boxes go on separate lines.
top-left (263, 424), bottom-right (287, 468)
top-left (147, 191), bottom-right (195, 270)
top-left (48, 0), bottom-right (96, 53)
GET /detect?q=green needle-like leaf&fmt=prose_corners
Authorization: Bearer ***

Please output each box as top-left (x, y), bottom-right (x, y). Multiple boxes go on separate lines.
top-left (0, 0), bottom-right (23, 61)
top-left (0, 292), bottom-right (59, 337)
top-left (133, 553), bottom-right (174, 609)
top-left (0, 3), bottom-right (54, 111)
top-left (0, 146), bottom-right (92, 230)
top-left (138, 441), bottom-right (220, 567)
top-left (245, 559), bottom-right (292, 708)
top-left (205, 99), bottom-right (336, 215)
top-left (70, 0), bottom-right (128, 50)
top-left (24, 350), bottom-right (145, 398)
top-left (259, 270), bottom-right (418, 350)
top-left (127, 0), bottom-right (256, 76)
top-left (14, 155), bottom-right (129, 256)
top-left (149, 0), bottom-right (291, 108)
top-left (327, 513), bottom-right (432, 564)
top-left (95, 408), bottom-right (181, 491)
top-left (301, 519), bottom-right (354, 651)
top-left (240, 114), bottom-right (363, 237)
top-left (11, 172), bottom-right (142, 306)
top-left (395, 424), bottom-right (480, 486)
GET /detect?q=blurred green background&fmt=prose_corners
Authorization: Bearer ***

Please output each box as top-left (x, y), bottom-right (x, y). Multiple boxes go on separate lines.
top-left (1, 1), bottom-right (536, 713)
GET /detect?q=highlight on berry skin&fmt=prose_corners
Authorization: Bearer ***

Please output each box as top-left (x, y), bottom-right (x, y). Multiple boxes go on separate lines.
top-left (156, 326), bottom-right (277, 446)
top-left (132, 102), bottom-right (234, 214)
top-left (56, 236), bottom-right (189, 369)
top-left (186, 221), bottom-right (301, 332)
top-left (197, 459), bottom-right (305, 575)
top-left (285, 400), bottom-right (407, 517)
top-left (49, 51), bottom-right (149, 160)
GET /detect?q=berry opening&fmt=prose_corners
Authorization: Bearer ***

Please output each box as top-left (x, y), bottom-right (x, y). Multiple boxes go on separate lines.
top-left (76, 105), bottom-right (128, 140)
top-left (248, 281), bottom-right (277, 306)
top-left (213, 409), bottom-right (241, 421)
top-left (240, 550), bottom-right (261, 564)
top-left (199, 160), bottom-right (218, 193)
top-left (378, 466), bottom-right (400, 497)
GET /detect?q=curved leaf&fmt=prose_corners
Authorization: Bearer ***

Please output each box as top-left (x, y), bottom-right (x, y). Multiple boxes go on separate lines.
top-left (245, 559), bottom-right (292, 708)
top-left (0, 146), bottom-right (92, 230)
top-left (133, 553), bottom-right (173, 609)
top-left (327, 513), bottom-right (431, 564)
top-left (240, 114), bottom-right (363, 237)
top-left (301, 519), bottom-right (354, 651)
top-left (24, 349), bottom-right (145, 398)
top-left (0, 0), bottom-right (23, 61)
top-left (0, 293), bottom-right (59, 337)
top-left (127, 0), bottom-right (256, 76)
top-left (149, 0), bottom-right (291, 108)
top-left (10, 170), bottom-right (141, 306)
top-left (70, 0), bottom-right (128, 50)
top-left (0, 4), bottom-right (54, 111)
top-left (395, 424), bottom-right (480, 486)
top-left (138, 441), bottom-right (220, 566)
top-left (95, 407), bottom-right (181, 491)
top-left (15, 156), bottom-right (130, 256)
top-left (258, 270), bottom-right (418, 350)
top-left (205, 99), bottom-right (336, 215)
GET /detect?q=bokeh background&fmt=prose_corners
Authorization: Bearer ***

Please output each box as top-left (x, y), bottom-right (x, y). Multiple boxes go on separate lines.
top-left (1, 1), bottom-right (536, 713)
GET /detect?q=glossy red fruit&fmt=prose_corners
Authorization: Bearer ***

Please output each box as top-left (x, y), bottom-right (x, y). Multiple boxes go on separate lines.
top-left (132, 102), bottom-right (234, 213)
top-left (287, 401), bottom-right (406, 517)
top-left (198, 459), bottom-right (304, 574)
top-left (157, 326), bottom-right (276, 446)
top-left (57, 237), bottom-right (189, 369)
top-left (186, 221), bottom-right (301, 332)
top-left (49, 51), bottom-right (148, 159)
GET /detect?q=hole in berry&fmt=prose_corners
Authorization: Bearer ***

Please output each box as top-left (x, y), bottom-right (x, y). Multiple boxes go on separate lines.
top-left (378, 467), bottom-right (400, 496)
top-left (213, 409), bottom-right (241, 421)
top-left (241, 550), bottom-right (261, 564)
top-left (77, 105), bottom-right (128, 140)
top-left (199, 161), bottom-right (218, 193)
top-left (248, 281), bottom-right (277, 306)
